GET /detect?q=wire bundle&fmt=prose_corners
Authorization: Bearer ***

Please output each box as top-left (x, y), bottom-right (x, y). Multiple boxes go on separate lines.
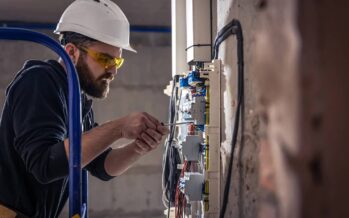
top-left (175, 161), bottom-right (192, 218)
top-left (162, 76), bottom-right (182, 217)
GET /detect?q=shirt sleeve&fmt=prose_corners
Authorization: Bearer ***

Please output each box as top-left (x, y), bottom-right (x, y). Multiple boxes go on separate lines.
top-left (9, 66), bottom-right (69, 184)
top-left (84, 147), bottom-right (115, 181)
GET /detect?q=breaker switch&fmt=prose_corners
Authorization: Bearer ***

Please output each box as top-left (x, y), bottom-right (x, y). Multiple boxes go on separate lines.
top-left (181, 134), bottom-right (203, 161)
top-left (180, 172), bottom-right (205, 202)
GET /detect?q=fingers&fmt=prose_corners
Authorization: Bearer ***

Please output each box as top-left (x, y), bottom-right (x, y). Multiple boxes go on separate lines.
top-left (134, 139), bottom-right (150, 155)
top-left (133, 126), bottom-right (168, 156)
top-left (143, 115), bottom-right (157, 130)
top-left (140, 132), bottom-right (158, 148)
top-left (135, 129), bottom-right (162, 154)
top-left (145, 129), bottom-right (162, 142)
top-left (141, 112), bottom-right (169, 135)
top-left (122, 112), bottom-right (168, 140)
top-left (143, 112), bottom-right (161, 126)
top-left (157, 124), bottom-right (170, 135)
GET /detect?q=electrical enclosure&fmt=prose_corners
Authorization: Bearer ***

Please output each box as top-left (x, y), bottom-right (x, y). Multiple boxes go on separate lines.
top-left (163, 60), bottom-right (221, 218)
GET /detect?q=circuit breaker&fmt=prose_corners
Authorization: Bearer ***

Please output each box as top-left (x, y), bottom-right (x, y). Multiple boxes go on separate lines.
top-left (163, 60), bottom-right (221, 218)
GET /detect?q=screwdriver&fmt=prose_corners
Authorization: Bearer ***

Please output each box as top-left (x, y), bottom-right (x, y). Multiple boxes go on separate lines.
top-left (161, 121), bottom-right (194, 126)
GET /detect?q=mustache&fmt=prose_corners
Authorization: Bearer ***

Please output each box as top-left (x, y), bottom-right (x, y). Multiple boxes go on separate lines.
top-left (97, 72), bottom-right (114, 81)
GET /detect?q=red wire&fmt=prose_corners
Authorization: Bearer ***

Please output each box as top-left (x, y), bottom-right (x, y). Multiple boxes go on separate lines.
top-left (175, 161), bottom-right (190, 218)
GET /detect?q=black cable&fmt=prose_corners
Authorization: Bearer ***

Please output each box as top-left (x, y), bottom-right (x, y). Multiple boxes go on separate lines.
top-left (162, 75), bottom-right (182, 218)
top-left (162, 76), bottom-right (176, 205)
top-left (211, 19), bottom-right (244, 218)
top-left (185, 44), bottom-right (211, 51)
top-left (212, 19), bottom-right (240, 60)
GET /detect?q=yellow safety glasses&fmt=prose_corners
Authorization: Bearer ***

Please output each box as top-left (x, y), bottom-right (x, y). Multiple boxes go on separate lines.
top-left (78, 46), bottom-right (124, 69)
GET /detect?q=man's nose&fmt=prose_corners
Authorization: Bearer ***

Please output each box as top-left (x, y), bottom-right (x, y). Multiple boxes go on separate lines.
top-left (106, 66), bottom-right (117, 75)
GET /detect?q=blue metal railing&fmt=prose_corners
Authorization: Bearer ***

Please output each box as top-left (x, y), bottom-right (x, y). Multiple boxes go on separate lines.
top-left (0, 28), bottom-right (85, 218)
top-left (0, 21), bottom-right (172, 33)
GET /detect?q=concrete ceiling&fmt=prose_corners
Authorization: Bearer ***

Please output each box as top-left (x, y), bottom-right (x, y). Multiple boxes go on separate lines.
top-left (0, 0), bottom-right (171, 26)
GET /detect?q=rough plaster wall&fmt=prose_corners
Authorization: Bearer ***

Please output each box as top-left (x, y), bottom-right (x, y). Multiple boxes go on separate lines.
top-left (218, 0), bottom-right (260, 217)
top-left (253, 0), bottom-right (301, 217)
top-left (217, 0), bottom-right (306, 217)
top-left (0, 32), bottom-right (171, 218)
top-left (252, 0), bottom-right (349, 217)
top-left (219, 0), bottom-right (349, 218)
top-left (218, 0), bottom-right (305, 217)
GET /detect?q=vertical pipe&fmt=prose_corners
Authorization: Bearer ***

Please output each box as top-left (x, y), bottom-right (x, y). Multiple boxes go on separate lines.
top-left (0, 28), bottom-right (83, 217)
top-left (171, 0), bottom-right (187, 76)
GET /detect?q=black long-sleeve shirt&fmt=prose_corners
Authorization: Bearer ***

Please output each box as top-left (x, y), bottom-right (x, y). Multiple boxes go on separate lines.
top-left (0, 60), bottom-right (114, 218)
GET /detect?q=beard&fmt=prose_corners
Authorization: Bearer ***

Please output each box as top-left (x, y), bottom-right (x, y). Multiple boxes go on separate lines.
top-left (75, 55), bottom-right (113, 99)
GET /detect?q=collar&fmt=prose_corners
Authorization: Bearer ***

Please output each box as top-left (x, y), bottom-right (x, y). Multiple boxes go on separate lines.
top-left (81, 93), bottom-right (93, 119)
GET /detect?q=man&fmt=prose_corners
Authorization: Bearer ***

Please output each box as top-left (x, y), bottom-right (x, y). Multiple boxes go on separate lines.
top-left (0, 0), bottom-right (168, 217)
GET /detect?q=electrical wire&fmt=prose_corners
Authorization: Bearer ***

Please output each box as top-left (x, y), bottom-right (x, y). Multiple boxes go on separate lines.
top-left (162, 75), bottom-right (183, 217)
top-left (175, 161), bottom-right (191, 218)
top-left (162, 77), bottom-right (177, 205)
top-left (162, 76), bottom-right (176, 206)
top-left (212, 19), bottom-right (244, 218)
top-left (212, 19), bottom-right (241, 60)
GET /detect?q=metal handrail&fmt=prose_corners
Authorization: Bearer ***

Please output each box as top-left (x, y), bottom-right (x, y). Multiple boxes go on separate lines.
top-left (0, 27), bottom-right (85, 218)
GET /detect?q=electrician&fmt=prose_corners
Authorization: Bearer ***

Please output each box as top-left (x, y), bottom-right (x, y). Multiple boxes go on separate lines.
top-left (0, 0), bottom-right (168, 217)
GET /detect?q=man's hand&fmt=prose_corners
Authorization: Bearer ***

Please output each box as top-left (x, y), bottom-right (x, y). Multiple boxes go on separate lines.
top-left (73, 111), bottom-right (168, 176)
top-left (134, 124), bottom-right (169, 155)
top-left (105, 123), bottom-right (169, 176)
top-left (119, 112), bottom-right (160, 139)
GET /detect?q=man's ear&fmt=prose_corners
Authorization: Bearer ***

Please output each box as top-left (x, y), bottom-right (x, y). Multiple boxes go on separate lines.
top-left (64, 43), bottom-right (80, 65)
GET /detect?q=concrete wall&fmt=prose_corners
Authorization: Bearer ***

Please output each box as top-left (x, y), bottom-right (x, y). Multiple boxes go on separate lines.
top-left (217, 0), bottom-right (260, 217)
top-left (218, 0), bottom-right (349, 218)
top-left (0, 31), bottom-right (171, 218)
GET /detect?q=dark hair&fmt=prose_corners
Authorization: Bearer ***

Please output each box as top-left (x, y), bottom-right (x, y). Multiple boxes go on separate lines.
top-left (59, 31), bottom-right (97, 47)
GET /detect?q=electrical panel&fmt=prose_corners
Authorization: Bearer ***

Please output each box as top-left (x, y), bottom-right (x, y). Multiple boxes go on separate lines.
top-left (163, 60), bottom-right (221, 218)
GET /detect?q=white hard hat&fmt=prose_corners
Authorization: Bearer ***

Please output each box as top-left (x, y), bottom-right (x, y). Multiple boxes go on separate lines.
top-left (54, 0), bottom-right (136, 52)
